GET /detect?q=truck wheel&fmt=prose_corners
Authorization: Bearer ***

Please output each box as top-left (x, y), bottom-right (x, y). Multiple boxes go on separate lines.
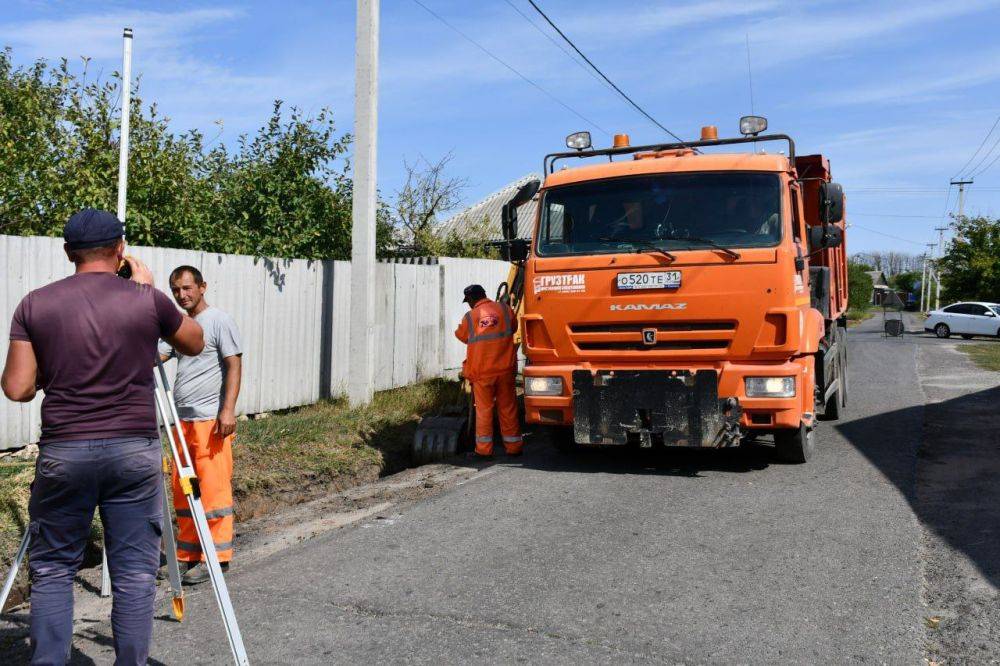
top-left (547, 426), bottom-right (576, 453)
top-left (774, 423), bottom-right (815, 463)
top-left (823, 355), bottom-right (844, 421)
top-left (935, 323), bottom-right (950, 338)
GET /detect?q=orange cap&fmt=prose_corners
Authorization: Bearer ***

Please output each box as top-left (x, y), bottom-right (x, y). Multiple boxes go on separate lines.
top-left (700, 125), bottom-right (718, 140)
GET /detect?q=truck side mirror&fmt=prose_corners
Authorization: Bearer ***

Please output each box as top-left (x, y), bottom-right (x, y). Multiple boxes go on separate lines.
top-left (498, 238), bottom-right (530, 262)
top-left (819, 182), bottom-right (844, 224)
top-left (807, 225), bottom-right (843, 252)
top-left (501, 179), bottom-right (541, 240)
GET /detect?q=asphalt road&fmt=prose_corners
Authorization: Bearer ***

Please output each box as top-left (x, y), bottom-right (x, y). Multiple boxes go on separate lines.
top-left (5, 313), bottom-right (999, 664)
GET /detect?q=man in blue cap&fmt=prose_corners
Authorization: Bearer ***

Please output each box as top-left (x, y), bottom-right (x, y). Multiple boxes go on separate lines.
top-left (1, 209), bottom-right (205, 665)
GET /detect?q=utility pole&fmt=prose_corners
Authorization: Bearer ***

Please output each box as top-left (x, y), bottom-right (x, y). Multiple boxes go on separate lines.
top-left (934, 226), bottom-right (948, 311)
top-left (950, 178), bottom-right (973, 220)
top-left (921, 243), bottom-right (935, 312)
top-left (919, 253), bottom-right (927, 313)
top-left (116, 28), bottom-right (133, 224)
top-left (348, 0), bottom-right (380, 406)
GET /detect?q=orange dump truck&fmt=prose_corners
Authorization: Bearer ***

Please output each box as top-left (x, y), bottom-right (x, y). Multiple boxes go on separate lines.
top-left (499, 118), bottom-right (848, 463)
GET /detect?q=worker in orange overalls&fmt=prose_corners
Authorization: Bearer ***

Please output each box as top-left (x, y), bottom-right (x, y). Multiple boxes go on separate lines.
top-left (159, 265), bottom-right (242, 585)
top-left (455, 284), bottom-right (522, 457)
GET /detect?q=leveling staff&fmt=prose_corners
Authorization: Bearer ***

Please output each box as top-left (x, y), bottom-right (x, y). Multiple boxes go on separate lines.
top-left (159, 266), bottom-right (242, 585)
top-left (1, 209), bottom-right (204, 666)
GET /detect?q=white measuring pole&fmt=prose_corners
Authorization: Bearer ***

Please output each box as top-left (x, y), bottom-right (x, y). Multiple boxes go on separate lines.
top-left (101, 26), bottom-right (135, 599)
top-left (116, 28), bottom-right (134, 223)
top-left (348, 0), bottom-right (380, 405)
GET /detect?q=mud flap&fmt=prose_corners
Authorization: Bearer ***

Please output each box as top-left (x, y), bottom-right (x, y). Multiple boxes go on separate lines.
top-left (572, 370), bottom-right (741, 447)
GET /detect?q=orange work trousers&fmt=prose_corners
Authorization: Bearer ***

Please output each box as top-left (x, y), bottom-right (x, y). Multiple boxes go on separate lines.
top-left (170, 419), bottom-right (234, 563)
top-left (472, 372), bottom-right (522, 456)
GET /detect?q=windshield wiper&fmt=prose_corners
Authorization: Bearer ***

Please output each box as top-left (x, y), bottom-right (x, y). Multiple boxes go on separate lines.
top-left (598, 237), bottom-right (676, 261)
top-left (659, 235), bottom-right (741, 260)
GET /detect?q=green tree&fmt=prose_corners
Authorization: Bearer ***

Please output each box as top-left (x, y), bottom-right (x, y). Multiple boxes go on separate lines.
top-left (847, 261), bottom-right (874, 312)
top-left (0, 49), bottom-right (359, 260)
top-left (890, 270), bottom-right (921, 294)
top-left (206, 102), bottom-right (354, 259)
top-left (939, 215), bottom-right (1000, 302)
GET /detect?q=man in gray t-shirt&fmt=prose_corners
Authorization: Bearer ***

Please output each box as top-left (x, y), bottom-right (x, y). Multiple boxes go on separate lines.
top-left (159, 265), bottom-right (242, 584)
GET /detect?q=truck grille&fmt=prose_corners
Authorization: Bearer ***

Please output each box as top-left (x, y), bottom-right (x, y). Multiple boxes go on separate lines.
top-left (568, 321), bottom-right (736, 353)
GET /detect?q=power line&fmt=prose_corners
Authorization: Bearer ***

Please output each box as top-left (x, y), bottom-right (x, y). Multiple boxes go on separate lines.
top-left (848, 223), bottom-right (927, 246)
top-left (966, 132), bottom-right (1000, 177)
top-left (952, 113), bottom-right (1000, 179)
top-left (498, 0), bottom-right (614, 96)
top-left (971, 149), bottom-right (1000, 178)
top-left (850, 212), bottom-right (946, 219)
top-left (939, 183), bottom-right (954, 222)
top-left (410, 0), bottom-right (610, 136)
top-left (524, 0), bottom-right (687, 143)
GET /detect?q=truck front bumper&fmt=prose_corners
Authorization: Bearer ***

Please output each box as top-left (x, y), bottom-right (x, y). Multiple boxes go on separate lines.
top-left (524, 359), bottom-right (812, 439)
top-left (572, 369), bottom-right (741, 447)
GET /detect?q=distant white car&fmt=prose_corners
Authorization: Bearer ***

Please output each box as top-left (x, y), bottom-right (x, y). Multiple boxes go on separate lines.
top-left (925, 302), bottom-right (1000, 339)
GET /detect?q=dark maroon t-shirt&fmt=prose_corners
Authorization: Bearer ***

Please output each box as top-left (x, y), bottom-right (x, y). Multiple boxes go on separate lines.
top-left (9, 272), bottom-right (183, 444)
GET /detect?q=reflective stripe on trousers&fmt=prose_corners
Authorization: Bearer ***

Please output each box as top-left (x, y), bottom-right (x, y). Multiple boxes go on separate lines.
top-left (472, 372), bottom-right (521, 455)
top-left (171, 419), bottom-right (235, 562)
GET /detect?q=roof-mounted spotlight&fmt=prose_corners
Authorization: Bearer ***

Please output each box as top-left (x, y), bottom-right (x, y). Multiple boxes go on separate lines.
top-left (739, 115), bottom-right (768, 137)
top-left (566, 131), bottom-right (592, 151)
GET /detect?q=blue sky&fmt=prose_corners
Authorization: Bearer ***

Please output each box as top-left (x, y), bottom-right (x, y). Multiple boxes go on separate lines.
top-left (3, 0), bottom-right (1000, 254)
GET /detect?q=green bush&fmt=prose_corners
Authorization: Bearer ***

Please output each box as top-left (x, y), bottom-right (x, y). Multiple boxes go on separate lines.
top-left (847, 262), bottom-right (874, 312)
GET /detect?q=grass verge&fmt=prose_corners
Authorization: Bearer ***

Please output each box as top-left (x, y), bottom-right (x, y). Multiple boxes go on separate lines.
top-left (846, 308), bottom-right (875, 327)
top-left (958, 343), bottom-right (1000, 372)
top-left (1, 378), bottom-right (464, 609)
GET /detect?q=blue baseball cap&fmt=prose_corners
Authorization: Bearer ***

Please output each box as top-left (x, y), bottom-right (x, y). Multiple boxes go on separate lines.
top-left (63, 209), bottom-right (125, 250)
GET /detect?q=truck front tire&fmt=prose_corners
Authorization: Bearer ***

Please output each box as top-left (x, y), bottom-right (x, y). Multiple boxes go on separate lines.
top-left (774, 423), bottom-right (815, 463)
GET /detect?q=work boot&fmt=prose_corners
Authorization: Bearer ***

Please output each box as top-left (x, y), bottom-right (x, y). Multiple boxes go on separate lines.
top-left (505, 447), bottom-right (523, 457)
top-left (182, 561), bottom-right (230, 586)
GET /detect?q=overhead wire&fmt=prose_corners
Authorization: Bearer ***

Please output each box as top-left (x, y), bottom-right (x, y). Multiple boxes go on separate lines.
top-left (847, 223), bottom-right (927, 246)
top-left (850, 212), bottom-right (946, 219)
top-left (409, 0), bottom-right (611, 136)
top-left (498, 0), bottom-right (615, 96)
top-left (952, 113), bottom-right (1000, 179)
top-left (970, 142), bottom-right (1000, 178)
top-left (523, 0), bottom-right (688, 144)
top-left (966, 133), bottom-right (1000, 177)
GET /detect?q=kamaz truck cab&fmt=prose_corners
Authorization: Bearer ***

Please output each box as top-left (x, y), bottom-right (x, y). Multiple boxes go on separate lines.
top-left (498, 118), bottom-right (848, 463)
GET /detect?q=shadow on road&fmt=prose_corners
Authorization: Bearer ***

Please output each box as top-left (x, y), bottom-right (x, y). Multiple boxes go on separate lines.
top-left (516, 429), bottom-right (773, 478)
top-left (837, 377), bottom-right (1000, 591)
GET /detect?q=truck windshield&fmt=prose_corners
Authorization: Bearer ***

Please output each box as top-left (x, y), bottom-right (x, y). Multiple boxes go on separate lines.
top-left (537, 172), bottom-right (782, 256)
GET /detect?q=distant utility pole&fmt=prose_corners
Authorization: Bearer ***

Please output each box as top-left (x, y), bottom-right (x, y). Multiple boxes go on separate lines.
top-left (950, 178), bottom-right (973, 219)
top-left (920, 243), bottom-right (935, 312)
top-left (348, 0), bottom-right (379, 406)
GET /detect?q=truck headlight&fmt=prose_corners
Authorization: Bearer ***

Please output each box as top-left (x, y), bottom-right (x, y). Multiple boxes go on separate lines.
top-left (745, 376), bottom-right (795, 398)
top-left (525, 377), bottom-right (563, 396)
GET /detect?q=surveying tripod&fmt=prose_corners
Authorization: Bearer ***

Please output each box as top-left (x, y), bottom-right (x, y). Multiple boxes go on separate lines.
top-left (0, 360), bottom-right (250, 665)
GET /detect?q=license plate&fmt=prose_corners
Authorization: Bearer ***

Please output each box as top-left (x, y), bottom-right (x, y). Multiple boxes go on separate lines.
top-left (616, 271), bottom-right (681, 290)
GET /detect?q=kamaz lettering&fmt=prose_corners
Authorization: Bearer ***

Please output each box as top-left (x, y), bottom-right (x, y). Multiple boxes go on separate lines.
top-left (609, 303), bottom-right (687, 311)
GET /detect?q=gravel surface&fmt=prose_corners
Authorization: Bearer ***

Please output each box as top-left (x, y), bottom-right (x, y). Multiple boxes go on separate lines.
top-left (4, 314), bottom-right (998, 664)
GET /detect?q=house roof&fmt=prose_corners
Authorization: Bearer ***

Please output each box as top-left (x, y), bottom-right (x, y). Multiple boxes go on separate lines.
top-left (865, 270), bottom-right (888, 287)
top-left (437, 173), bottom-right (541, 240)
